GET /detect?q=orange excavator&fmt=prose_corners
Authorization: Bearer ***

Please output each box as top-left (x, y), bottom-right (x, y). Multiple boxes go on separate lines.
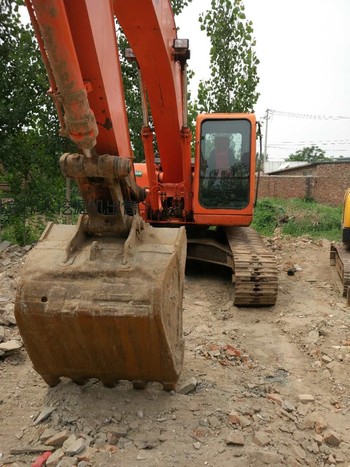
top-left (15, 0), bottom-right (278, 390)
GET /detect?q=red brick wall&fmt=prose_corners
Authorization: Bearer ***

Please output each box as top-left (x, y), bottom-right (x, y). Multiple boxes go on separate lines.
top-left (257, 175), bottom-right (313, 201)
top-left (313, 164), bottom-right (349, 206)
top-left (257, 163), bottom-right (350, 207)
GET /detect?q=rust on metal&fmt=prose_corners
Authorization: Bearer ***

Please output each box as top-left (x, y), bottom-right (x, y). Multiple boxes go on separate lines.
top-left (15, 221), bottom-right (186, 390)
top-left (60, 153), bottom-right (132, 179)
top-left (30, 0), bottom-right (98, 149)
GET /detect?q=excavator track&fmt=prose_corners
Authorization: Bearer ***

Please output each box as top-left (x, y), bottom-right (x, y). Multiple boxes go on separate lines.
top-left (330, 243), bottom-right (350, 303)
top-left (225, 227), bottom-right (278, 306)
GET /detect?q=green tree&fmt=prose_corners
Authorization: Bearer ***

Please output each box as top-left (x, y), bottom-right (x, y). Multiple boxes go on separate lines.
top-left (0, 1), bottom-right (195, 243)
top-left (196, 0), bottom-right (259, 113)
top-left (0, 1), bottom-right (66, 244)
top-left (117, 30), bottom-right (144, 161)
top-left (286, 146), bottom-right (330, 163)
top-left (171, 0), bottom-right (193, 15)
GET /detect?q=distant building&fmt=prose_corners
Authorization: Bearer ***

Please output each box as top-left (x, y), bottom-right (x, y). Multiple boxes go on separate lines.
top-left (264, 160), bottom-right (306, 174)
top-left (258, 160), bottom-right (350, 206)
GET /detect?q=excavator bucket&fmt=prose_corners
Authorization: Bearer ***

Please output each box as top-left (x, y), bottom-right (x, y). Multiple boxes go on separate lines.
top-left (14, 219), bottom-right (186, 390)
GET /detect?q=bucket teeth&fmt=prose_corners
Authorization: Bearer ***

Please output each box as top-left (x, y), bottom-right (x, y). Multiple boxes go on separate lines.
top-left (42, 375), bottom-right (61, 387)
top-left (162, 382), bottom-right (176, 391)
top-left (72, 377), bottom-right (89, 386)
top-left (133, 380), bottom-right (147, 390)
top-left (101, 379), bottom-right (118, 388)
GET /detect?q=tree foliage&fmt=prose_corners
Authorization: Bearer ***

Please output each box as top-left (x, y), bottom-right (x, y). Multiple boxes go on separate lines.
top-left (117, 30), bottom-right (144, 161)
top-left (0, 1), bottom-right (66, 244)
top-left (1, 0), bottom-right (259, 243)
top-left (171, 0), bottom-right (193, 15)
top-left (286, 146), bottom-right (330, 163)
top-left (196, 0), bottom-right (259, 113)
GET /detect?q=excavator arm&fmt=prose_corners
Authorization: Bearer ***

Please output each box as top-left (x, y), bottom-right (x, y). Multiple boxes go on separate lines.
top-left (25, 0), bottom-right (149, 238)
top-left (15, 0), bottom-right (188, 389)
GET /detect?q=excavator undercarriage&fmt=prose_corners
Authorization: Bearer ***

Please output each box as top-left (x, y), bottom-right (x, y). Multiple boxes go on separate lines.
top-left (330, 243), bottom-right (350, 304)
top-left (187, 227), bottom-right (278, 306)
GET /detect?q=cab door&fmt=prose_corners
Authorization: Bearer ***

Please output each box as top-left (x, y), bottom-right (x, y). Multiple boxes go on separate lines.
top-left (192, 113), bottom-right (256, 226)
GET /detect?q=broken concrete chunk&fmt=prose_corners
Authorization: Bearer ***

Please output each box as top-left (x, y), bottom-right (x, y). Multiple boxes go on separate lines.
top-left (0, 340), bottom-right (22, 352)
top-left (63, 436), bottom-right (86, 456)
top-left (46, 429), bottom-right (70, 447)
top-left (298, 394), bottom-right (315, 404)
top-left (40, 428), bottom-right (58, 442)
top-left (33, 407), bottom-right (56, 426)
top-left (6, 313), bottom-right (16, 325)
top-left (253, 431), bottom-right (271, 447)
top-left (0, 315), bottom-right (10, 326)
top-left (324, 430), bottom-right (342, 446)
top-left (46, 448), bottom-right (64, 466)
top-left (225, 431), bottom-right (245, 446)
top-left (176, 377), bottom-right (197, 395)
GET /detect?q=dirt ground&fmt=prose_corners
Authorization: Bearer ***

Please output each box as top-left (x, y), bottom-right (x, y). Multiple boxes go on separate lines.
top-left (1, 234), bottom-right (350, 466)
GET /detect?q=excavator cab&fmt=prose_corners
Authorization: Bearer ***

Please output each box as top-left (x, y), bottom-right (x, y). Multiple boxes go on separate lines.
top-left (193, 114), bottom-right (256, 227)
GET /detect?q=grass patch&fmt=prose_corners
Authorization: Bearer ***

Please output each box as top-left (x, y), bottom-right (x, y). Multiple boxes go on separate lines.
top-left (252, 198), bottom-right (342, 241)
top-left (1, 213), bottom-right (80, 246)
top-left (0, 197), bottom-right (343, 246)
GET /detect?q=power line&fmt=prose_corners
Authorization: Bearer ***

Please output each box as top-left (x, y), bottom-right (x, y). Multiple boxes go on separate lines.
top-left (268, 146), bottom-right (347, 153)
top-left (269, 139), bottom-right (350, 146)
top-left (267, 108), bottom-right (350, 120)
top-left (263, 109), bottom-right (350, 164)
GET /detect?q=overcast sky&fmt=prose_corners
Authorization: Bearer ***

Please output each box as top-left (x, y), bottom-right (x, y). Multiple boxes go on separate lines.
top-left (177, 0), bottom-right (350, 161)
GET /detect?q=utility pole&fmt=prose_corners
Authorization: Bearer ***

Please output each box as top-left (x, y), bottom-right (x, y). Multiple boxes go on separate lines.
top-left (264, 109), bottom-right (270, 172)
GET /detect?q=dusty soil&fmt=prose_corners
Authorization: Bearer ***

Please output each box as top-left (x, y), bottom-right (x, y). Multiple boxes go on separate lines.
top-left (1, 235), bottom-right (350, 466)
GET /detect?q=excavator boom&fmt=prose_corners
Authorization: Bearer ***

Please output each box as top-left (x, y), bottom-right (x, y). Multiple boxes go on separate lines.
top-left (15, 0), bottom-right (188, 389)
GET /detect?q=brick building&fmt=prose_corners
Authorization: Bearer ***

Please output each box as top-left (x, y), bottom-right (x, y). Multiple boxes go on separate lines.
top-left (257, 161), bottom-right (350, 207)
